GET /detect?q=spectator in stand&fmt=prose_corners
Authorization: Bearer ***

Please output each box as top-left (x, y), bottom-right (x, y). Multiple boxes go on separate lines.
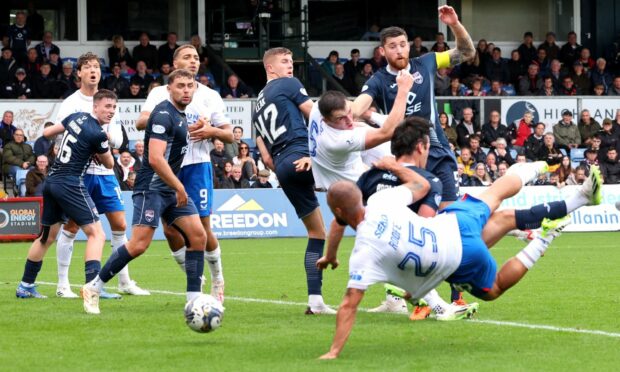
top-left (570, 61), bottom-right (590, 94)
top-left (33, 121), bottom-right (54, 157)
top-left (35, 31), bottom-right (60, 63)
top-left (466, 77), bottom-right (485, 97)
top-left (558, 75), bottom-right (578, 95)
top-left (538, 132), bottom-right (563, 171)
top-left (197, 74), bottom-right (216, 91)
top-left (455, 107), bottom-right (480, 148)
top-left (566, 165), bottom-right (587, 185)
top-left (554, 155), bottom-right (573, 187)
top-left (251, 169), bottom-right (273, 188)
top-left (190, 34), bottom-right (208, 62)
top-left (26, 3), bottom-right (44, 40)
top-left (46, 142), bottom-right (58, 166)
top-left (108, 35), bottom-right (133, 69)
top-left (591, 58), bottom-right (613, 94)
top-left (434, 67), bottom-right (450, 96)
top-left (469, 134), bottom-right (487, 164)
top-left (600, 147), bottom-right (620, 184)
top-left (476, 39), bottom-right (489, 66)
top-left (497, 161), bottom-right (509, 178)
top-left (132, 32), bottom-right (158, 72)
top-left (537, 75), bottom-right (557, 96)
top-left (8, 11), bottom-right (30, 64)
top-left (410, 36), bottom-right (428, 58)
top-left (517, 31), bottom-right (537, 67)
top-left (3, 68), bottom-right (32, 99)
top-left (210, 138), bottom-right (231, 182)
top-left (538, 31), bottom-right (560, 61)
top-left (113, 150), bottom-right (135, 189)
top-left (518, 64), bottom-right (543, 95)
top-left (456, 163), bottom-right (469, 186)
top-left (560, 31), bottom-right (582, 67)
top-left (118, 60), bottom-right (135, 75)
top-left (593, 84), bottom-right (606, 96)
top-left (321, 50), bottom-right (339, 76)
top-left (330, 63), bottom-right (357, 95)
top-left (607, 76), bottom-right (620, 96)
top-left (507, 49), bottom-right (526, 88)
top-left (469, 162), bottom-right (492, 186)
top-left (443, 76), bottom-right (470, 121)
top-left (354, 62), bottom-right (373, 93)
top-left (481, 110), bottom-right (509, 148)
top-left (524, 122), bottom-right (546, 161)
top-left (233, 141), bottom-right (257, 180)
top-left (158, 32), bottom-right (179, 68)
top-left (131, 140), bottom-right (144, 171)
top-left (31, 63), bottom-right (57, 98)
top-left (578, 109), bottom-right (601, 147)
top-left (157, 62), bottom-right (172, 85)
top-left (47, 50), bottom-right (61, 77)
top-left (487, 80), bottom-right (507, 96)
top-left (547, 59), bottom-right (564, 91)
top-left (599, 119), bottom-right (619, 161)
top-left (485, 151), bottom-right (498, 180)
top-left (532, 172), bottom-right (551, 186)
top-left (430, 32), bottom-right (450, 52)
top-left (228, 164), bottom-right (250, 189)
top-left (101, 63), bottom-right (129, 97)
top-left (368, 46), bottom-right (386, 72)
top-left (217, 161), bottom-right (234, 189)
top-left (515, 153), bottom-right (527, 163)
top-left (485, 47), bottom-right (510, 85)
top-left (57, 61), bottom-right (77, 96)
top-left (577, 48), bottom-right (595, 72)
top-left (553, 109), bottom-right (581, 150)
top-left (0, 47), bottom-right (18, 86)
top-left (439, 112), bottom-right (457, 148)
top-left (123, 81), bottom-right (144, 99)
top-left (130, 60), bottom-right (155, 96)
top-left (614, 110), bottom-right (620, 133)
top-left (344, 48), bottom-right (362, 83)
top-left (532, 47), bottom-right (550, 77)
top-left (2, 129), bottom-right (34, 180)
top-left (225, 125), bottom-right (243, 159)
top-left (24, 48), bottom-right (41, 77)
top-left (457, 146), bottom-right (474, 176)
top-left (361, 23), bottom-right (380, 41)
top-left (0, 110), bottom-right (16, 152)
top-left (24, 154), bottom-right (48, 196)
top-left (510, 110), bottom-right (534, 150)
top-left (221, 74), bottom-right (251, 98)
top-left (580, 147), bottom-right (599, 173)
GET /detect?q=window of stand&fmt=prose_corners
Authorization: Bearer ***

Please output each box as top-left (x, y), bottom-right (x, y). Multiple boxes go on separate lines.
top-left (3, 1), bottom-right (78, 41)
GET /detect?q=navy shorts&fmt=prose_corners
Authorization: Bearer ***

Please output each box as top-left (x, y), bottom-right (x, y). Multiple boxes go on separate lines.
top-left (178, 162), bottom-right (213, 218)
top-left (442, 194), bottom-right (497, 299)
top-left (274, 152), bottom-right (319, 219)
top-left (83, 174), bottom-right (125, 214)
top-left (132, 190), bottom-right (198, 228)
top-left (427, 148), bottom-right (459, 202)
top-left (41, 181), bottom-right (99, 227)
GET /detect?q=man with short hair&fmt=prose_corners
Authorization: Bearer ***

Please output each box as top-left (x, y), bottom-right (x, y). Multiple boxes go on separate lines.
top-left (25, 154), bottom-right (48, 196)
top-left (7, 11), bottom-right (30, 64)
top-left (132, 32), bottom-right (158, 72)
top-left (560, 31), bottom-right (582, 67)
top-left (0, 110), bottom-right (16, 151)
top-left (220, 74), bottom-right (251, 99)
top-left (343, 48), bottom-right (362, 84)
top-left (524, 122), bottom-right (546, 161)
top-left (607, 76), bottom-right (620, 96)
top-left (554, 110), bottom-right (581, 150)
top-left (101, 63), bottom-right (129, 97)
top-left (251, 168), bottom-right (273, 188)
top-left (0, 47), bottom-right (18, 86)
top-left (210, 138), bottom-right (231, 181)
top-left (130, 61), bottom-right (155, 96)
top-left (2, 128), bottom-right (34, 180)
top-left (131, 140), bottom-right (144, 171)
top-left (158, 32), bottom-right (179, 68)
top-left (225, 126), bottom-right (243, 159)
top-left (481, 110), bottom-right (509, 148)
top-left (578, 109), bottom-right (601, 147)
top-left (455, 107), bottom-right (480, 148)
top-left (34, 122), bottom-right (55, 157)
top-left (35, 31), bottom-right (60, 63)
top-left (600, 147), bottom-right (620, 184)
top-left (518, 64), bottom-right (543, 95)
top-left (229, 164), bottom-right (250, 188)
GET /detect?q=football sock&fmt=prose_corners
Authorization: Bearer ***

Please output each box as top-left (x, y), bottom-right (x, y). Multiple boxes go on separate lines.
top-left (516, 236), bottom-right (552, 270)
top-left (111, 231), bottom-right (131, 285)
top-left (56, 230), bottom-right (76, 287)
top-left (515, 201), bottom-right (567, 230)
top-left (98, 245), bottom-right (134, 283)
top-left (21, 259), bottom-right (42, 285)
top-left (450, 288), bottom-right (462, 302)
top-left (304, 238), bottom-right (325, 296)
top-left (84, 260), bottom-right (101, 283)
top-left (205, 247), bottom-right (223, 282)
top-left (507, 162), bottom-right (542, 186)
top-left (422, 289), bottom-right (449, 314)
top-left (565, 191), bottom-right (589, 213)
top-left (185, 250), bottom-right (204, 302)
top-left (172, 247), bottom-right (187, 272)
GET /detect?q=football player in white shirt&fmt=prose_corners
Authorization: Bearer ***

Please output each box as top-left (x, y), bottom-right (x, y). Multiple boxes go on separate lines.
top-left (317, 160), bottom-right (602, 359)
top-left (55, 52), bottom-right (149, 298)
top-left (136, 45), bottom-right (233, 302)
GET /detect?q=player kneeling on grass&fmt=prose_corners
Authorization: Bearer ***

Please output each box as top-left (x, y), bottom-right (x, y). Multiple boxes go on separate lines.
top-left (16, 90), bottom-right (117, 300)
top-left (81, 69), bottom-right (207, 315)
top-left (317, 158), bottom-right (602, 359)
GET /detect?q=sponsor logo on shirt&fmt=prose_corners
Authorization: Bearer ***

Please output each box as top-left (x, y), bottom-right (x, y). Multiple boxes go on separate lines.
top-left (152, 124), bottom-right (166, 134)
top-left (412, 71), bottom-right (423, 84)
top-left (374, 214), bottom-right (388, 238)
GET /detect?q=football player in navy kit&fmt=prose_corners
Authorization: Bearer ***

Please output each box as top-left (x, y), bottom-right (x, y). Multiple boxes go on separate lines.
top-left (253, 47), bottom-right (334, 314)
top-left (16, 90), bottom-right (117, 301)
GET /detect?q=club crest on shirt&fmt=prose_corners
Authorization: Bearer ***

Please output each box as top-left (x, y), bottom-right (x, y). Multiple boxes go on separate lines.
top-left (412, 71), bottom-right (423, 84)
top-left (144, 209), bottom-right (155, 222)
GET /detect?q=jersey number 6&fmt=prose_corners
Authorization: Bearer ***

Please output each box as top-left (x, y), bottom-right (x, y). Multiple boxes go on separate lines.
top-left (397, 222), bottom-right (438, 277)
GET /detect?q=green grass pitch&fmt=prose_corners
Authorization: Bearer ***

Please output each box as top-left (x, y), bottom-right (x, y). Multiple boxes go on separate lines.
top-left (1, 233), bottom-right (619, 371)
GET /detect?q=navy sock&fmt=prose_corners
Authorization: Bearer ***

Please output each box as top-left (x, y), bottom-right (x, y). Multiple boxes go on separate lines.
top-left (21, 259), bottom-right (42, 284)
top-left (305, 238), bottom-right (325, 296)
top-left (99, 245), bottom-right (134, 283)
top-left (85, 260), bottom-right (101, 283)
top-left (185, 250), bottom-right (204, 293)
top-left (451, 288), bottom-right (461, 302)
top-left (515, 201), bottom-right (568, 230)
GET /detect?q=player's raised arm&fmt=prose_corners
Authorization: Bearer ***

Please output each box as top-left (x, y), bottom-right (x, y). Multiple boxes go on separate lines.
top-left (439, 5), bottom-right (475, 67)
top-left (43, 122), bottom-right (66, 138)
top-left (373, 156), bottom-right (430, 203)
top-left (319, 288), bottom-right (365, 360)
top-left (351, 92), bottom-right (374, 121)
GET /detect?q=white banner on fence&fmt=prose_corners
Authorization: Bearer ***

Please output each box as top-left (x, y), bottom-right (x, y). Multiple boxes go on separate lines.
top-left (580, 99), bottom-right (619, 121)
top-left (501, 98), bottom-right (578, 132)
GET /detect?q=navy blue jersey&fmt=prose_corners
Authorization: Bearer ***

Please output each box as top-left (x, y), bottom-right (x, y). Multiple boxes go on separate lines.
top-left (8, 24), bottom-right (29, 52)
top-left (134, 100), bottom-right (189, 191)
top-left (361, 52), bottom-right (451, 149)
top-left (47, 112), bottom-right (109, 185)
top-left (252, 77), bottom-right (311, 160)
top-left (356, 165), bottom-right (443, 213)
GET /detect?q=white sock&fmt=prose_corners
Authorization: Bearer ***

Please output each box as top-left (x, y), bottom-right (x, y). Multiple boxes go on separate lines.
top-left (111, 231), bottom-right (131, 286)
top-left (507, 162), bottom-right (542, 187)
top-left (308, 294), bottom-right (325, 308)
top-left (172, 247), bottom-right (187, 272)
top-left (564, 191), bottom-right (589, 214)
top-left (56, 229), bottom-right (76, 287)
top-left (186, 291), bottom-right (201, 302)
top-left (204, 247), bottom-right (223, 282)
top-left (422, 289), bottom-right (450, 314)
top-left (516, 236), bottom-right (552, 270)
top-left (87, 275), bottom-right (104, 292)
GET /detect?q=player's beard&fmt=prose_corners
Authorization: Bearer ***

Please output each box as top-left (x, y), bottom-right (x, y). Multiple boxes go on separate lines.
top-left (389, 57), bottom-right (409, 70)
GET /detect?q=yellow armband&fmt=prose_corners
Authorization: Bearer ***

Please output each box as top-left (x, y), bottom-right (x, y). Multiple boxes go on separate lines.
top-left (436, 51), bottom-right (451, 69)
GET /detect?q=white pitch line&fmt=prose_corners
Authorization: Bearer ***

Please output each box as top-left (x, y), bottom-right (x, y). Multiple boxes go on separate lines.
top-left (25, 281), bottom-right (620, 339)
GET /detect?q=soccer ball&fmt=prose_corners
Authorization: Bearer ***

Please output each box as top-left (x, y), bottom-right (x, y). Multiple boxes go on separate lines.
top-left (107, 123), bottom-right (124, 149)
top-left (184, 294), bottom-right (224, 333)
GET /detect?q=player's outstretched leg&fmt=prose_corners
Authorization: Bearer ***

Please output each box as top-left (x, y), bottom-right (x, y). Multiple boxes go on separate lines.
top-left (17, 224), bottom-right (61, 299)
top-left (56, 224), bottom-right (78, 298)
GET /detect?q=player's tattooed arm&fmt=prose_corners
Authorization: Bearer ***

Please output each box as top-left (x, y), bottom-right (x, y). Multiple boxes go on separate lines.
top-left (438, 5), bottom-right (475, 66)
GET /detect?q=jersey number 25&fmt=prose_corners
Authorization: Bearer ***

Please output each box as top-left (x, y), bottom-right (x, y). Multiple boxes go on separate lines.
top-left (397, 222), bottom-right (438, 277)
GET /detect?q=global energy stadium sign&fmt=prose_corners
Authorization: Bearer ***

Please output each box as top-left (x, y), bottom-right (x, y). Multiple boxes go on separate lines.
top-left (0, 197), bottom-right (42, 241)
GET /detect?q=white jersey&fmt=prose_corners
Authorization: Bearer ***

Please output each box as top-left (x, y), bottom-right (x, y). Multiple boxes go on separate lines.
top-left (143, 83), bottom-right (230, 167)
top-left (347, 186), bottom-right (462, 301)
top-left (56, 90), bottom-right (119, 176)
top-left (309, 104), bottom-right (370, 189)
